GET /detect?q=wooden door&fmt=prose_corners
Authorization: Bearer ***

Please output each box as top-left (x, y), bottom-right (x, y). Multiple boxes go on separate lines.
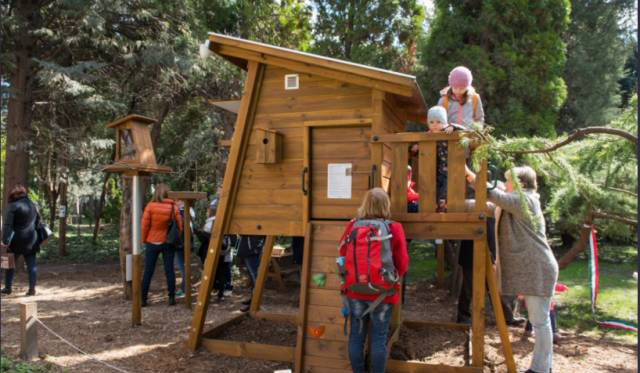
top-left (307, 124), bottom-right (371, 220)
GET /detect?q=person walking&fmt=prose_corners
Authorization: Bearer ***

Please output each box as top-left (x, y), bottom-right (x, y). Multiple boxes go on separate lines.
top-left (1, 184), bottom-right (39, 296)
top-left (140, 183), bottom-right (182, 306)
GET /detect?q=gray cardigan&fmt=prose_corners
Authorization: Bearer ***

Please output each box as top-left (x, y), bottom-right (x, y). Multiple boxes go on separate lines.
top-left (488, 188), bottom-right (558, 297)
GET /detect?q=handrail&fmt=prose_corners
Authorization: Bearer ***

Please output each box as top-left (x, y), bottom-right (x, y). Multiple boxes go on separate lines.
top-left (371, 132), bottom-right (461, 143)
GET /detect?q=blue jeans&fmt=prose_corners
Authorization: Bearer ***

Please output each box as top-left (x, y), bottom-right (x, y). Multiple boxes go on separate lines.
top-left (244, 255), bottom-right (260, 288)
top-left (524, 295), bottom-right (553, 373)
top-left (141, 243), bottom-right (176, 301)
top-left (4, 253), bottom-right (37, 290)
top-left (174, 249), bottom-right (186, 293)
top-left (347, 298), bottom-right (393, 373)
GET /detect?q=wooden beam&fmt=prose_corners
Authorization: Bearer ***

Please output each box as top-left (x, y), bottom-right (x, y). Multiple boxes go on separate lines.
top-left (294, 223), bottom-right (313, 373)
top-left (390, 143), bottom-right (408, 215)
top-left (188, 61), bottom-right (266, 351)
top-left (208, 99), bottom-right (241, 113)
top-left (418, 141), bottom-right (437, 213)
top-left (167, 191), bottom-right (207, 201)
top-left (201, 338), bottom-right (295, 362)
top-left (402, 222), bottom-right (485, 240)
top-left (436, 242), bottom-right (445, 288)
top-left (372, 132), bottom-right (461, 143)
top-left (253, 311), bottom-right (297, 323)
top-left (303, 118), bottom-right (372, 127)
top-left (386, 360), bottom-right (482, 373)
top-left (202, 314), bottom-right (247, 339)
top-left (485, 250), bottom-right (516, 373)
top-left (391, 212), bottom-right (485, 223)
top-left (471, 238), bottom-right (486, 367)
top-left (249, 235), bottom-right (276, 314)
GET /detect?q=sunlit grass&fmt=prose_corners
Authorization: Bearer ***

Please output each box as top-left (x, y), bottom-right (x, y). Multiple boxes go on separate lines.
top-left (38, 224), bottom-right (120, 264)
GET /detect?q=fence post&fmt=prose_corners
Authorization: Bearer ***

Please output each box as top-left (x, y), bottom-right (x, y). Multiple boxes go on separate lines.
top-left (20, 302), bottom-right (38, 360)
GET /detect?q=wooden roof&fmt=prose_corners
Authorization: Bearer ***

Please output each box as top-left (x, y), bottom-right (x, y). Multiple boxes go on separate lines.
top-left (207, 33), bottom-right (428, 123)
top-left (106, 114), bottom-right (156, 129)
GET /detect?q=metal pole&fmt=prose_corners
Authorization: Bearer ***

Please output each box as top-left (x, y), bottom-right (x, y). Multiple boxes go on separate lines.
top-left (131, 174), bottom-right (142, 326)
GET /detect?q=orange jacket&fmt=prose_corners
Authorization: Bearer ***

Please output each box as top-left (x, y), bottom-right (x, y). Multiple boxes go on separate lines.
top-left (141, 199), bottom-right (183, 244)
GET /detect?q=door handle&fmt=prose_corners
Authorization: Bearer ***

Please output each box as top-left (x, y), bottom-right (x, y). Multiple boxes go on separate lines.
top-left (301, 167), bottom-right (309, 195)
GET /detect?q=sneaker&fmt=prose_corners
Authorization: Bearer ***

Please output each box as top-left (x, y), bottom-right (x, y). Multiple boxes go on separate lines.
top-left (223, 289), bottom-right (233, 297)
top-left (176, 289), bottom-right (185, 297)
top-left (141, 299), bottom-right (148, 307)
top-left (506, 317), bottom-right (526, 326)
top-left (553, 332), bottom-right (561, 345)
top-left (1, 288), bottom-right (11, 295)
top-left (25, 288), bottom-right (35, 296)
top-left (241, 298), bottom-right (252, 305)
top-left (240, 304), bottom-right (250, 312)
top-left (168, 295), bottom-right (176, 306)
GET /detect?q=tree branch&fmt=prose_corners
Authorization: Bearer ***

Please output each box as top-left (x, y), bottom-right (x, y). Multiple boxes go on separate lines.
top-left (600, 185), bottom-right (638, 198)
top-left (505, 127), bottom-right (637, 154)
top-left (593, 210), bottom-right (637, 226)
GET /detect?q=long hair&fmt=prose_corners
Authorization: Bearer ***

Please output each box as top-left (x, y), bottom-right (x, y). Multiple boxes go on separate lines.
top-left (356, 188), bottom-right (391, 220)
top-left (151, 183), bottom-right (170, 202)
top-left (8, 184), bottom-right (27, 202)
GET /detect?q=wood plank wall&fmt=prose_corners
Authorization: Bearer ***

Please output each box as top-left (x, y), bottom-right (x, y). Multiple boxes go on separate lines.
top-left (228, 66), bottom-right (373, 236)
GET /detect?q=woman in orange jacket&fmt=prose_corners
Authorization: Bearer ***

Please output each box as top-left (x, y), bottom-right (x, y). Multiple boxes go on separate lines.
top-left (140, 183), bottom-right (182, 306)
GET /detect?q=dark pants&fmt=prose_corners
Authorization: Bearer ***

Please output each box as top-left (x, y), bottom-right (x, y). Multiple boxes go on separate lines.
top-left (292, 236), bottom-right (304, 265)
top-left (243, 255), bottom-right (260, 288)
top-left (347, 298), bottom-right (393, 373)
top-left (141, 243), bottom-right (176, 301)
top-left (214, 258), bottom-right (233, 298)
top-left (4, 252), bottom-right (37, 291)
top-left (457, 218), bottom-right (515, 321)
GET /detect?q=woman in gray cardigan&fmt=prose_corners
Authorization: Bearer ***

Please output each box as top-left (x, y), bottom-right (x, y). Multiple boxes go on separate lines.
top-left (465, 165), bottom-right (558, 373)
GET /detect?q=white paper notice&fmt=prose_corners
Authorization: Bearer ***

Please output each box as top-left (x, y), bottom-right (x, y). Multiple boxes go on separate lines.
top-left (327, 163), bottom-right (352, 199)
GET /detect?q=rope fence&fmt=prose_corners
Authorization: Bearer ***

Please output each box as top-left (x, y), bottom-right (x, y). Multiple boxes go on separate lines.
top-left (19, 302), bottom-right (138, 373)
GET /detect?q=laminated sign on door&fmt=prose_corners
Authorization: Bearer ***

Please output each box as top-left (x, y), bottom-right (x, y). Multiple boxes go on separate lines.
top-left (327, 163), bottom-right (352, 199)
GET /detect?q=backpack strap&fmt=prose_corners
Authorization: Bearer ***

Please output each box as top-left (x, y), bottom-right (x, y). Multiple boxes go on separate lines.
top-left (442, 95), bottom-right (448, 110)
top-left (472, 94), bottom-right (478, 119)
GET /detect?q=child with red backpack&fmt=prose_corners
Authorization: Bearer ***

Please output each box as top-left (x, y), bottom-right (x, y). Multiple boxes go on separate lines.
top-left (337, 188), bottom-right (409, 373)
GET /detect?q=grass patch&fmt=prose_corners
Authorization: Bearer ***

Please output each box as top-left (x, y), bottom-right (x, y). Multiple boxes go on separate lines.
top-left (38, 224), bottom-right (120, 264)
top-left (555, 256), bottom-right (637, 344)
top-left (407, 240), bottom-right (439, 281)
top-left (0, 353), bottom-right (64, 373)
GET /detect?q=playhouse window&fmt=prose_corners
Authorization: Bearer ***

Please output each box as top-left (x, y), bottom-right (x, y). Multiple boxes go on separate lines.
top-left (284, 74), bottom-right (299, 90)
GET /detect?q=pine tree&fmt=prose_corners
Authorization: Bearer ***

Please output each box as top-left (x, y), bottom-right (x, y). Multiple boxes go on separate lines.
top-left (558, 0), bottom-right (636, 131)
top-left (418, 0), bottom-right (570, 137)
top-left (310, 0), bottom-right (425, 71)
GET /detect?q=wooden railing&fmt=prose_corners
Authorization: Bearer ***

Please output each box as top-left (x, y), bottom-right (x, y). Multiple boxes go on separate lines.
top-left (371, 132), bottom-right (488, 232)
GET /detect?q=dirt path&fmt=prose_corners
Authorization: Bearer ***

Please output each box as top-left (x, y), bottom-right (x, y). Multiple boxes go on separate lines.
top-left (1, 263), bottom-right (636, 373)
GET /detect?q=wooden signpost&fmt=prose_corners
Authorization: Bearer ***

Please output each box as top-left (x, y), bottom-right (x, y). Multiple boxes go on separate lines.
top-left (103, 114), bottom-right (172, 326)
top-left (168, 191), bottom-right (207, 308)
top-left (187, 33), bottom-right (516, 373)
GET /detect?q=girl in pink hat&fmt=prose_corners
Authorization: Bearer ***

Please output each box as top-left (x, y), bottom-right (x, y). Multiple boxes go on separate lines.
top-left (438, 66), bottom-right (484, 128)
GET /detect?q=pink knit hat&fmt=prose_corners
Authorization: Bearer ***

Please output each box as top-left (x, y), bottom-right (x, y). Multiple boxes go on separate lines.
top-left (448, 66), bottom-right (473, 89)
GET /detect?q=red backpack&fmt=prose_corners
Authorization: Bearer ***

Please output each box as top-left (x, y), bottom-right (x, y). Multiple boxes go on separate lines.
top-left (337, 219), bottom-right (400, 325)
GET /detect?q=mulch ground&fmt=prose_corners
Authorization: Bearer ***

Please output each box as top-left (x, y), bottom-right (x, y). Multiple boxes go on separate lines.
top-left (1, 262), bottom-right (636, 373)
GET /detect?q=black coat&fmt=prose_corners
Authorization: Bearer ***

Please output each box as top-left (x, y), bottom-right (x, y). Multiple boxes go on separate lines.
top-left (2, 196), bottom-right (38, 255)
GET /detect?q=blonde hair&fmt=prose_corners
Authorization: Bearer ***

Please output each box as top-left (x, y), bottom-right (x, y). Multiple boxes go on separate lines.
top-left (357, 188), bottom-right (391, 220)
top-left (505, 166), bottom-right (538, 191)
top-left (151, 183), bottom-right (170, 202)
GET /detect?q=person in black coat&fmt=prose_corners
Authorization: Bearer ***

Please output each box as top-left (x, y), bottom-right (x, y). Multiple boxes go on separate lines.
top-left (236, 234), bottom-right (265, 311)
top-left (1, 184), bottom-right (39, 296)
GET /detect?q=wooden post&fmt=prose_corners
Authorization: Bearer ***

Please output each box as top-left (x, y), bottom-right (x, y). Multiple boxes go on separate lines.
top-left (471, 238), bottom-right (486, 367)
top-left (183, 199), bottom-right (192, 308)
top-left (486, 250), bottom-right (516, 373)
top-left (250, 236), bottom-right (276, 315)
top-left (20, 303), bottom-right (38, 360)
top-left (131, 173), bottom-right (142, 326)
top-left (436, 240), bottom-right (445, 288)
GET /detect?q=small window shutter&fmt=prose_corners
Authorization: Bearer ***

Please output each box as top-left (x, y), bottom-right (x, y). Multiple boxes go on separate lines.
top-left (284, 74), bottom-right (299, 90)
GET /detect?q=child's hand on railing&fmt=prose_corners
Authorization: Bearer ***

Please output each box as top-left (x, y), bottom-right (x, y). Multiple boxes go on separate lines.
top-left (444, 125), bottom-right (454, 134)
top-left (464, 165), bottom-right (476, 184)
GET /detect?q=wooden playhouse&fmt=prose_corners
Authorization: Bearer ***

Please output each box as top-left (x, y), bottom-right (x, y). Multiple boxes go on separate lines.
top-left (189, 33), bottom-right (515, 373)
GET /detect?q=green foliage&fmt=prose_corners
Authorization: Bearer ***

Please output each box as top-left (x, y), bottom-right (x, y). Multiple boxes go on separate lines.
top-left (467, 96), bottom-right (637, 243)
top-left (39, 223), bottom-right (120, 263)
top-left (558, 0), bottom-right (636, 131)
top-left (0, 353), bottom-right (63, 373)
top-left (311, 0), bottom-right (425, 71)
top-left (419, 0), bottom-right (570, 137)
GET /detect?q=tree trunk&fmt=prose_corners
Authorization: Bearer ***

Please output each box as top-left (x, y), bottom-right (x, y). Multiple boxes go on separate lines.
top-left (92, 173), bottom-right (110, 243)
top-left (557, 210), bottom-right (593, 269)
top-left (58, 170), bottom-right (68, 257)
top-left (119, 176), bottom-right (132, 299)
top-left (2, 9), bottom-right (36, 209)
